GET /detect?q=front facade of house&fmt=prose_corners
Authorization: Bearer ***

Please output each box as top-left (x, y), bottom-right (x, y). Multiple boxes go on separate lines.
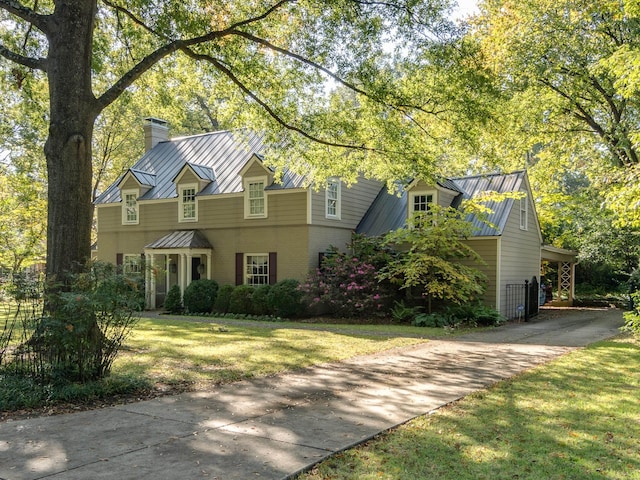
top-left (94, 121), bottom-right (382, 308)
top-left (95, 120), bottom-right (543, 316)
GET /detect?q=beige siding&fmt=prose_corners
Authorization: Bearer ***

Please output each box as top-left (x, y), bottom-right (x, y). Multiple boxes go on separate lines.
top-left (461, 238), bottom-right (499, 310)
top-left (311, 177), bottom-right (382, 228)
top-left (497, 192), bottom-right (542, 315)
top-left (177, 170), bottom-right (199, 185)
top-left (96, 189), bottom-right (324, 289)
top-left (243, 161), bottom-right (270, 178)
top-left (120, 176), bottom-right (140, 191)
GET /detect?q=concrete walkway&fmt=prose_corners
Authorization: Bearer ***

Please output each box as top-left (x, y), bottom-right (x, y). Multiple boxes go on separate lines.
top-left (0, 308), bottom-right (624, 480)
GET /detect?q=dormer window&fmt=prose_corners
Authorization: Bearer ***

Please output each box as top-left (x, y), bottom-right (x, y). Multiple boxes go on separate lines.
top-left (179, 184), bottom-right (197, 222)
top-left (325, 178), bottom-right (341, 219)
top-left (245, 177), bottom-right (267, 218)
top-left (122, 189), bottom-right (139, 225)
top-left (410, 192), bottom-right (433, 213)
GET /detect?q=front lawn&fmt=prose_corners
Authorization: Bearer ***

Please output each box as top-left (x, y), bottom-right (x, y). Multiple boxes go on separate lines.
top-left (0, 316), bottom-right (429, 415)
top-left (298, 336), bottom-right (640, 480)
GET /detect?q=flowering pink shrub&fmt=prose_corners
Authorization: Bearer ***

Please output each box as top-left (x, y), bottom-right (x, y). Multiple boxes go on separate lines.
top-left (300, 254), bottom-right (393, 318)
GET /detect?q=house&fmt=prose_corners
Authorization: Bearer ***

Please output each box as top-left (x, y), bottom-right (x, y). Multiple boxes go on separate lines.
top-left (94, 119), bottom-right (549, 317)
top-left (356, 172), bottom-right (544, 317)
top-left (94, 119), bottom-right (382, 308)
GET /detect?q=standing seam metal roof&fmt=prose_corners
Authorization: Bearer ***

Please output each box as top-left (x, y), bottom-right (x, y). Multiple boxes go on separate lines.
top-left (95, 130), bottom-right (305, 205)
top-left (356, 171), bottom-right (527, 238)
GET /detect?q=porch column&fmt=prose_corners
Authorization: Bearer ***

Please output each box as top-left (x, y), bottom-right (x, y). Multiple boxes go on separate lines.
top-left (186, 253), bottom-right (193, 286)
top-left (205, 252), bottom-right (212, 279)
top-left (180, 253), bottom-right (187, 295)
top-left (149, 253), bottom-right (156, 310)
top-left (165, 254), bottom-right (170, 293)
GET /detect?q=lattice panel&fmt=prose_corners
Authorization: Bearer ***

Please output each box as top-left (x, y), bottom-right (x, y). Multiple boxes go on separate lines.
top-left (559, 262), bottom-right (572, 296)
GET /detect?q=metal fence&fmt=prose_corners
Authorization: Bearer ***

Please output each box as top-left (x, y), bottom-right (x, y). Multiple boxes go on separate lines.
top-left (505, 277), bottom-right (540, 321)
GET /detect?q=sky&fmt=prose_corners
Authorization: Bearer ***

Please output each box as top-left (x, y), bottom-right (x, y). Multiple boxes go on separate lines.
top-left (452, 0), bottom-right (480, 19)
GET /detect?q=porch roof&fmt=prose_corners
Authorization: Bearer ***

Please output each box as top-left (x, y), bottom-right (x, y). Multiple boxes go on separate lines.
top-left (541, 245), bottom-right (577, 263)
top-left (145, 230), bottom-right (213, 250)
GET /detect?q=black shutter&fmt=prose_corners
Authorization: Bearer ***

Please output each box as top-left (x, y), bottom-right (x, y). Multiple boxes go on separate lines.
top-left (269, 252), bottom-right (277, 285)
top-left (116, 253), bottom-right (123, 266)
top-left (235, 253), bottom-right (244, 285)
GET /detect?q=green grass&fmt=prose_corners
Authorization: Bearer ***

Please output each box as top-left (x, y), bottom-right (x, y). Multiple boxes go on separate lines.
top-left (1, 316), bottom-right (429, 411)
top-left (113, 317), bottom-right (429, 389)
top-left (298, 336), bottom-right (640, 480)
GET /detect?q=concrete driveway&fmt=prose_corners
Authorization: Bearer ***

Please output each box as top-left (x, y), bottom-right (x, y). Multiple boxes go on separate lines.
top-left (0, 307), bottom-right (625, 480)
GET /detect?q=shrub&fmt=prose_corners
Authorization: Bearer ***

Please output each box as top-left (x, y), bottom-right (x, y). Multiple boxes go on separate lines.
top-left (252, 284), bottom-right (272, 316)
top-left (390, 300), bottom-right (423, 323)
top-left (1, 261), bottom-right (141, 383)
top-left (213, 284), bottom-right (234, 314)
top-left (268, 279), bottom-right (305, 318)
top-left (300, 254), bottom-right (393, 318)
top-left (164, 284), bottom-right (183, 314)
top-left (446, 303), bottom-right (505, 327)
top-left (229, 285), bottom-right (255, 314)
top-left (412, 312), bottom-right (455, 328)
top-left (183, 279), bottom-right (219, 313)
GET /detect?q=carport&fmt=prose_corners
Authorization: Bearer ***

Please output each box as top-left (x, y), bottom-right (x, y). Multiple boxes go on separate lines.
top-left (541, 245), bottom-right (578, 306)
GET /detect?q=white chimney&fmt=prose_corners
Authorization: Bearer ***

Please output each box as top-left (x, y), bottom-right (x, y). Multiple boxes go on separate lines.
top-left (143, 117), bottom-right (169, 152)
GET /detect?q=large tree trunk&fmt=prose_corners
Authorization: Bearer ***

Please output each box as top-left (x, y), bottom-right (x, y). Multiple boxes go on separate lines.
top-left (44, 1), bottom-right (98, 282)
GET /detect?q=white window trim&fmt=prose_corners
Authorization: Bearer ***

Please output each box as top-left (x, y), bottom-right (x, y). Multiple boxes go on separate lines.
top-left (325, 178), bottom-right (341, 219)
top-left (408, 191), bottom-right (435, 215)
top-left (520, 196), bottom-right (528, 231)
top-left (179, 184), bottom-right (198, 222)
top-left (244, 176), bottom-right (268, 219)
top-left (244, 253), bottom-right (269, 286)
top-left (122, 189), bottom-right (139, 225)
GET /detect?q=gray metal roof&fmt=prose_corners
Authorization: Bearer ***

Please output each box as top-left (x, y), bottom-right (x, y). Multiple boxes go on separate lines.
top-left (357, 171), bottom-right (527, 238)
top-left (145, 230), bottom-right (213, 249)
top-left (95, 129), bottom-right (305, 205)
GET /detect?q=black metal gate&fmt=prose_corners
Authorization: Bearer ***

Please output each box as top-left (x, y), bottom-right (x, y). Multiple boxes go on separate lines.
top-left (505, 276), bottom-right (539, 321)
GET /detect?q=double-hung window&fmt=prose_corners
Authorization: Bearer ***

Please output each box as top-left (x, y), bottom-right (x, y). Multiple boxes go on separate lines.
top-left (179, 185), bottom-right (197, 222)
top-left (244, 177), bottom-right (267, 218)
top-left (122, 190), bottom-right (139, 225)
top-left (325, 178), bottom-right (341, 219)
top-left (520, 196), bottom-right (528, 230)
top-left (245, 254), bottom-right (269, 285)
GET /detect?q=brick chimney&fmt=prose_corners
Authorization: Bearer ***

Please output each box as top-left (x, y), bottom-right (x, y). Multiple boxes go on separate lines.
top-left (143, 117), bottom-right (169, 152)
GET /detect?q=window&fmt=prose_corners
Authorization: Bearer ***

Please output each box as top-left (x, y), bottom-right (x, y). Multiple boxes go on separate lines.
top-left (123, 254), bottom-right (142, 276)
top-left (179, 185), bottom-right (197, 222)
top-left (520, 197), bottom-right (528, 230)
top-left (325, 178), bottom-right (341, 219)
top-left (412, 193), bottom-right (433, 212)
top-left (244, 177), bottom-right (267, 218)
top-left (122, 190), bottom-right (139, 224)
top-left (245, 254), bottom-right (269, 285)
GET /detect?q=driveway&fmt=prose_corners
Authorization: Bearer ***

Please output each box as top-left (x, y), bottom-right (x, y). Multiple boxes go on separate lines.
top-left (0, 307), bottom-right (625, 480)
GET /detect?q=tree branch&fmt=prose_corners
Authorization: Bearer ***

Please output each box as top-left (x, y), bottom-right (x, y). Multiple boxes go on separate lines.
top-left (0, 43), bottom-right (46, 70)
top-left (0, 0), bottom-right (49, 32)
top-left (181, 47), bottom-right (382, 154)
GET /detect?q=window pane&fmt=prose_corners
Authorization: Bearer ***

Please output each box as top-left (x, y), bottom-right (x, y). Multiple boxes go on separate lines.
top-left (326, 181), bottom-right (338, 216)
top-left (413, 194), bottom-right (432, 212)
top-left (249, 182), bottom-right (265, 215)
top-left (246, 254), bottom-right (268, 285)
top-left (125, 193), bottom-right (138, 222)
top-left (182, 188), bottom-right (196, 219)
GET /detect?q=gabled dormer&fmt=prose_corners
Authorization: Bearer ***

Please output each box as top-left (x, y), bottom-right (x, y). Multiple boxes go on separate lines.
top-left (239, 154), bottom-right (274, 219)
top-left (117, 168), bottom-right (156, 225)
top-left (172, 162), bottom-right (215, 223)
top-left (405, 178), bottom-right (463, 217)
